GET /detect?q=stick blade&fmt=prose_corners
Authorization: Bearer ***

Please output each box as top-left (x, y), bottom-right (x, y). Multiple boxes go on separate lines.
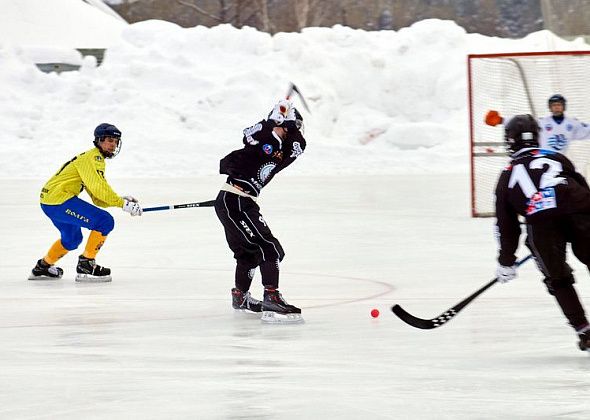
top-left (389, 257), bottom-right (534, 331)
top-left (288, 82), bottom-right (311, 114)
top-left (391, 304), bottom-right (443, 330)
top-left (286, 82), bottom-right (295, 99)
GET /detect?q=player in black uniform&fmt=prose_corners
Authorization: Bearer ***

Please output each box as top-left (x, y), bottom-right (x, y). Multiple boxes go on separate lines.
top-left (495, 114), bottom-right (590, 351)
top-left (214, 99), bottom-right (306, 322)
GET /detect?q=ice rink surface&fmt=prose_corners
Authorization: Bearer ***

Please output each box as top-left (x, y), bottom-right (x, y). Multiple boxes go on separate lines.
top-left (1, 175), bottom-right (590, 419)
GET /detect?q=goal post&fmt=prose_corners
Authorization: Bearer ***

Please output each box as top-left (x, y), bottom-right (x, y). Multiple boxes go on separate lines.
top-left (468, 50), bottom-right (590, 217)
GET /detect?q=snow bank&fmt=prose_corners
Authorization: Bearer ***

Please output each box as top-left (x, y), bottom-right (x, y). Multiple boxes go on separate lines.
top-left (1, 16), bottom-right (588, 178)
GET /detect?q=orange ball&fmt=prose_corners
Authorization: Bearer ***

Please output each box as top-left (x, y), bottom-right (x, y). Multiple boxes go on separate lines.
top-left (371, 308), bottom-right (380, 318)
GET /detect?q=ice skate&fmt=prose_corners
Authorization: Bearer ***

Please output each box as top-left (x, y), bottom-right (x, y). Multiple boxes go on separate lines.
top-left (75, 255), bottom-right (112, 283)
top-left (261, 288), bottom-right (304, 324)
top-left (232, 288), bottom-right (262, 313)
top-left (28, 259), bottom-right (63, 280)
top-left (578, 331), bottom-right (590, 352)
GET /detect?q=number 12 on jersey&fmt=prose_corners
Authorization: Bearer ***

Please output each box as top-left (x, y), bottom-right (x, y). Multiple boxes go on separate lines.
top-left (508, 157), bottom-right (565, 215)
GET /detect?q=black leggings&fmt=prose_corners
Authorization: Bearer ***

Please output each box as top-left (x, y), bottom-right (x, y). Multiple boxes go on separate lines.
top-left (526, 216), bottom-right (590, 329)
top-left (215, 191), bottom-right (285, 291)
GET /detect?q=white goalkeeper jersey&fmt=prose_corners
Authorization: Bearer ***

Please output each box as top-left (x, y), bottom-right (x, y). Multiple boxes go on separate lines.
top-left (537, 115), bottom-right (590, 152)
top-left (504, 115), bottom-right (590, 153)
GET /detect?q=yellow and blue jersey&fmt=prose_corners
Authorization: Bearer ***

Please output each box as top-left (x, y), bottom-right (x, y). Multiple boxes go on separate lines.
top-left (40, 147), bottom-right (124, 208)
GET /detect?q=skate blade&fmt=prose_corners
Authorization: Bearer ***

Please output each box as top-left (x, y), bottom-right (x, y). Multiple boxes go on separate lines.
top-left (261, 311), bottom-right (304, 324)
top-left (234, 308), bottom-right (262, 314)
top-left (27, 274), bottom-right (62, 281)
top-left (234, 309), bottom-right (262, 319)
top-left (75, 273), bottom-right (112, 283)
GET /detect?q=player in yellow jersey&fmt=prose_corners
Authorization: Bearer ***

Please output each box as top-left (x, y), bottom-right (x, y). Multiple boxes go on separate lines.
top-left (29, 123), bottom-right (143, 282)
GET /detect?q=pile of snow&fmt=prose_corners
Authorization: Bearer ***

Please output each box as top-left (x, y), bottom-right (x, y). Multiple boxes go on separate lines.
top-left (1, 16), bottom-right (588, 179)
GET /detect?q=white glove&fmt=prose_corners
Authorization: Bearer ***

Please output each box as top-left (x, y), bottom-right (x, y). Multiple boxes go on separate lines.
top-left (496, 264), bottom-right (517, 283)
top-left (268, 99), bottom-right (292, 125)
top-left (122, 198), bottom-right (143, 216)
top-left (285, 106), bottom-right (296, 121)
top-left (122, 195), bottom-right (138, 203)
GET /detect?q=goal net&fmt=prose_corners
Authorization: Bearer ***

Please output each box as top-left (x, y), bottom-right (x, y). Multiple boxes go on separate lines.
top-left (468, 50), bottom-right (590, 217)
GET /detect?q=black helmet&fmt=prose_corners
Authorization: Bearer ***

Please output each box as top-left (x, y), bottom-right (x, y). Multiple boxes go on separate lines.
top-left (548, 94), bottom-right (566, 110)
top-left (504, 114), bottom-right (539, 153)
top-left (93, 123), bottom-right (122, 158)
top-left (283, 108), bottom-right (305, 134)
top-left (293, 108), bottom-right (304, 132)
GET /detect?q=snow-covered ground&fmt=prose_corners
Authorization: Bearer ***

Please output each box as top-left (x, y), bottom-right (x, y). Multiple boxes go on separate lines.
top-left (2, 2), bottom-right (590, 418)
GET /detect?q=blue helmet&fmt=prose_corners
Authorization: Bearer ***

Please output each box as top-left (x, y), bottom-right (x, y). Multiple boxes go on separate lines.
top-left (94, 123), bottom-right (121, 139)
top-left (93, 123), bottom-right (122, 158)
top-left (548, 94), bottom-right (566, 110)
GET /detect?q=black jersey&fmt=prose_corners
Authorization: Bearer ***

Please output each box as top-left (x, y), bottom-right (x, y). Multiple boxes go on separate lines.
top-left (495, 148), bottom-right (590, 265)
top-left (219, 119), bottom-right (306, 196)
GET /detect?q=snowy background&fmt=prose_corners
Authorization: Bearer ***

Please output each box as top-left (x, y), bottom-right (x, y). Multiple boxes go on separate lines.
top-left (1, 1), bottom-right (589, 179)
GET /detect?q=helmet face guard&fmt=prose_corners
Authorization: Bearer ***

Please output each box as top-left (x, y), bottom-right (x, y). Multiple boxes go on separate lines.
top-left (94, 137), bottom-right (122, 158)
top-left (548, 94), bottom-right (566, 111)
top-left (93, 123), bottom-right (122, 158)
top-left (292, 108), bottom-right (304, 134)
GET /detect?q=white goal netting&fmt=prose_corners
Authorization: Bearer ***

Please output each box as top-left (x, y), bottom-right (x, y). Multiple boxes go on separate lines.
top-left (469, 51), bottom-right (590, 217)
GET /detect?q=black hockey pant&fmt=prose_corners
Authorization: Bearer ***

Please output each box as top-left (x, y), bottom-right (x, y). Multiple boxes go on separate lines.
top-left (214, 191), bottom-right (285, 292)
top-left (526, 214), bottom-right (590, 330)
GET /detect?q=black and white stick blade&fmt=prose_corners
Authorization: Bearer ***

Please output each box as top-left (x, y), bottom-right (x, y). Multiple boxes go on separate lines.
top-left (391, 304), bottom-right (458, 330)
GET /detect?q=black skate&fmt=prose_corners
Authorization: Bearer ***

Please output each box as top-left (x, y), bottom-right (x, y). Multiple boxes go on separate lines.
top-left (76, 255), bottom-right (112, 283)
top-left (232, 288), bottom-right (262, 312)
top-left (578, 331), bottom-right (590, 352)
top-left (28, 259), bottom-right (63, 280)
top-left (261, 288), bottom-right (304, 324)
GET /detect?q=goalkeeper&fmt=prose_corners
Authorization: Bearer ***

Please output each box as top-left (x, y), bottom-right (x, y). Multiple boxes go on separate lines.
top-left (485, 94), bottom-right (590, 153)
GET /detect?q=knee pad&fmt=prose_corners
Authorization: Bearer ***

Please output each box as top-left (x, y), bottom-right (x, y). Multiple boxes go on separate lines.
top-left (273, 250), bottom-right (285, 263)
top-left (95, 212), bottom-right (115, 235)
top-left (62, 230), bottom-right (83, 250)
top-left (237, 260), bottom-right (257, 271)
top-left (262, 242), bottom-right (285, 262)
top-left (543, 274), bottom-right (575, 295)
top-left (236, 250), bottom-right (262, 269)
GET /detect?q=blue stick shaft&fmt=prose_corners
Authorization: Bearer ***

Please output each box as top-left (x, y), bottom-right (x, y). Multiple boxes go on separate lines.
top-left (143, 205), bottom-right (172, 212)
top-left (516, 254), bottom-right (533, 266)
